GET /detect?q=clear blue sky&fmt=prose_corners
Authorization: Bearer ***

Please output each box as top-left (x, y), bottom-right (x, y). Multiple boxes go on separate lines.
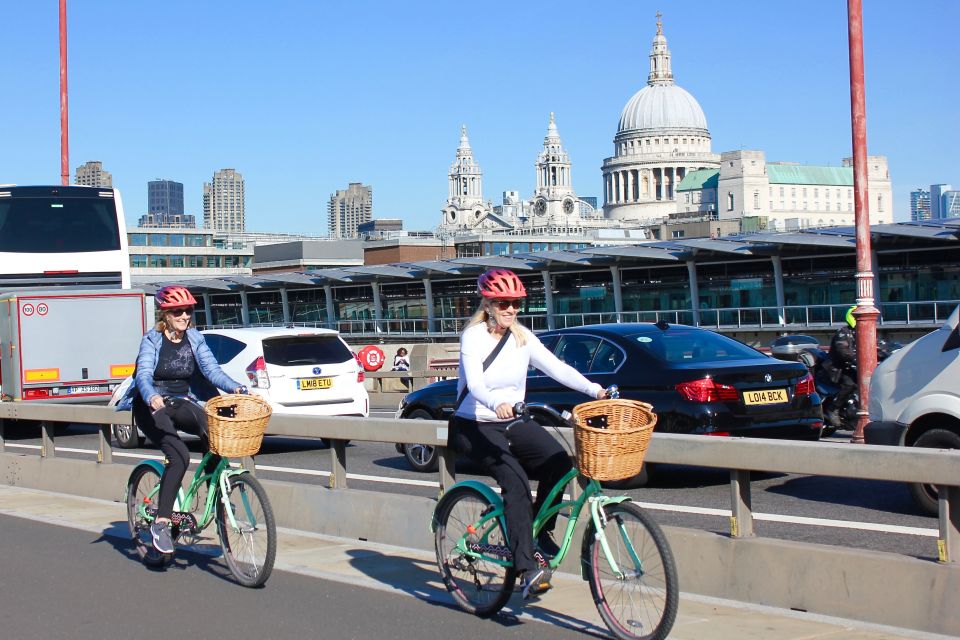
top-left (2, 1), bottom-right (957, 233)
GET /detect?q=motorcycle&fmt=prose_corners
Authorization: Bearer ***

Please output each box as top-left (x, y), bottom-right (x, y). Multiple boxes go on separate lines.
top-left (802, 338), bottom-right (901, 437)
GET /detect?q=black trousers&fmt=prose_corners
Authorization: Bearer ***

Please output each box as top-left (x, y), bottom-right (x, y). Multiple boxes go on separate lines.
top-left (452, 415), bottom-right (572, 574)
top-left (132, 396), bottom-right (220, 519)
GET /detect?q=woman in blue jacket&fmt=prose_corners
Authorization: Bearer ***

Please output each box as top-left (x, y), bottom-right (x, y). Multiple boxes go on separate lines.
top-left (117, 285), bottom-right (245, 555)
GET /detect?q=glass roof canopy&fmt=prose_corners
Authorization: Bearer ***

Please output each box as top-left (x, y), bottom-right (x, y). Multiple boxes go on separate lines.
top-left (140, 220), bottom-right (960, 294)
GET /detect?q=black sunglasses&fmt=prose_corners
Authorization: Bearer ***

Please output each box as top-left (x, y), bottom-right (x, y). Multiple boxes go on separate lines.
top-left (492, 299), bottom-right (522, 310)
top-left (167, 307), bottom-right (193, 317)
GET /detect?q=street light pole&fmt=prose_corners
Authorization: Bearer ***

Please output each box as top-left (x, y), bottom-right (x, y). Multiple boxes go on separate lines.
top-left (59, 0), bottom-right (69, 185)
top-left (847, 0), bottom-right (879, 444)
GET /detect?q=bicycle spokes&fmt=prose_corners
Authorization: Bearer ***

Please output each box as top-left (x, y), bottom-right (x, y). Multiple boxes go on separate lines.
top-left (587, 502), bottom-right (678, 640)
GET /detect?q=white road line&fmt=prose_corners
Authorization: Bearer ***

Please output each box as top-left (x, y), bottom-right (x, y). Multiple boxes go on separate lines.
top-left (4, 442), bottom-right (938, 537)
top-left (629, 501), bottom-right (937, 537)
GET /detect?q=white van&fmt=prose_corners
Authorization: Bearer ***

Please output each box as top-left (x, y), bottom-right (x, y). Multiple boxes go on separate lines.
top-left (866, 305), bottom-right (960, 514)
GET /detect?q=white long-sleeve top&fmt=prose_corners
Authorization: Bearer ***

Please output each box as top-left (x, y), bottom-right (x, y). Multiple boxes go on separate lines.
top-left (455, 322), bottom-right (603, 422)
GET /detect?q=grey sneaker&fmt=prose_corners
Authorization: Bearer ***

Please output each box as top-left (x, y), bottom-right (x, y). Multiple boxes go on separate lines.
top-left (521, 567), bottom-right (552, 600)
top-left (150, 520), bottom-right (174, 554)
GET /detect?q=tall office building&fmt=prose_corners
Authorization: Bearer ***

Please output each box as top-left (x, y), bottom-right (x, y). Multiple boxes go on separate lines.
top-left (328, 183), bottom-right (373, 238)
top-left (203, 169), bottom-right (245, 232)
top-left (910, 188), bottom-right (931, 221)
top-left (942, 191), bottom-right (960, 218)
top-left (74, 161), bottom-right (112, 187)
top-left (148, 179), bottom-right (184, 215)
top-left (931, 184), bottom-right (953, 219)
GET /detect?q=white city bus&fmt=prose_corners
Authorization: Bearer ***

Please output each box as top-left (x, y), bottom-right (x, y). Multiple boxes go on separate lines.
top-left (0, 185), bottom-right (130, 289)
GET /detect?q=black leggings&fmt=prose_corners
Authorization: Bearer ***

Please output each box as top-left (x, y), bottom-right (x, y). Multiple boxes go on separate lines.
top-left (452, 416), bottom-right (572, 574)
top-left (132, 396), bottom-right (220, 519)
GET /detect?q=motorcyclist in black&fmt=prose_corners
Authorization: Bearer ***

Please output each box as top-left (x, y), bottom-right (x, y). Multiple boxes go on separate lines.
top-left (823, 306), bottom-right (858, 425)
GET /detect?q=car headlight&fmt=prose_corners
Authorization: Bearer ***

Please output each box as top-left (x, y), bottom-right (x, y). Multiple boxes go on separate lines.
top-left (395, 397), bottom-right (407, 419)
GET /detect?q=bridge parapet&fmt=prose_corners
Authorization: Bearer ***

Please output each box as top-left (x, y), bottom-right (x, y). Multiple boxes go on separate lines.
top-left (2, 402), bottom-right (959, 635)
top-left (1, 400), bottom-right (957, 564)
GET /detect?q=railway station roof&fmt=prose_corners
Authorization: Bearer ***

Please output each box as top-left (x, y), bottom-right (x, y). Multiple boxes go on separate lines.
top-left (139, 220), bottom-right (960, 294)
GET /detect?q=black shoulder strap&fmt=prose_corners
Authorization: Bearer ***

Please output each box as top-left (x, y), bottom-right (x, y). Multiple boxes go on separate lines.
top-left (454, 329), bottom-right (512, 411)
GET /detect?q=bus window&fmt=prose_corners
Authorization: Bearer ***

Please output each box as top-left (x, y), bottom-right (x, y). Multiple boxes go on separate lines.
top-left (0, 186), bottom-right (130, 288)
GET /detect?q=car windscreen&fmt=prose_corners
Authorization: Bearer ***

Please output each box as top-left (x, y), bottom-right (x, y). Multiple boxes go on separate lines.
top-left (632, 329), bottom-right (763, 363)
top-left (262, 335), bottom-right (354, 366)
top-left (0, 196), bottom-right (121, 253)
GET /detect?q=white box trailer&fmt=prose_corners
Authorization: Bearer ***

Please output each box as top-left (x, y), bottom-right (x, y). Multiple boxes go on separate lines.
top-left (0, 289), bottom-right (148, 403)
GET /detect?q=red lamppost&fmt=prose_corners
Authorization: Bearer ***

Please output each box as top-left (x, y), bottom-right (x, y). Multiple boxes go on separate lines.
top-left (847, 0), bottom-right (880, 444)
top-left (59, 0), bottom-right (69, 185)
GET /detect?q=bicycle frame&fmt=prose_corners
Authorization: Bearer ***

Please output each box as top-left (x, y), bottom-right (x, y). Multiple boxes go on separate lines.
top-left (452, 467), bottom-right (640, 579)
top-left (132, 452), bottom-right (251, 534)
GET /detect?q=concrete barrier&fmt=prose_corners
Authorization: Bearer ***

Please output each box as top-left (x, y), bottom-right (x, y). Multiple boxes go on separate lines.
top-left (1, 402), bottom-right (959, 635)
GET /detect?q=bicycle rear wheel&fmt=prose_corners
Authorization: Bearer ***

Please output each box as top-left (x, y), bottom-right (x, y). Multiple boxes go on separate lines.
top-left (125, 465), bottom-right (172, 567)
top-left (216, 473), bottom-right (276, 588)
top-left (585, 501), bottom-right (678, 640)
top-left (434, 488), bottom-right (517, 617)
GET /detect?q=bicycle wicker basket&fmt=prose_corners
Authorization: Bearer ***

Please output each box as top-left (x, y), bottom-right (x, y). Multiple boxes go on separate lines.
top-left (205, 394), bottom-right (272, 458)
top-left (571, 399), bottom-right (657, 481)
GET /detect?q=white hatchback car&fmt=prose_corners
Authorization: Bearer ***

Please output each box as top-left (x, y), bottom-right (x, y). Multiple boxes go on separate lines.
top-left (110, 327), bottom-right (368, 448)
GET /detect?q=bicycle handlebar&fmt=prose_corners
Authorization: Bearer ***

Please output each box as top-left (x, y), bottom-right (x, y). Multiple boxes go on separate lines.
top-left (508, 385), bottom-right (620, 431)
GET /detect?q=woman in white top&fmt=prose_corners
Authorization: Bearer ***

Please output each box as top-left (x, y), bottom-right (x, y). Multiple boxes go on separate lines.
top-left (452, 268), bottom-right (607, 600)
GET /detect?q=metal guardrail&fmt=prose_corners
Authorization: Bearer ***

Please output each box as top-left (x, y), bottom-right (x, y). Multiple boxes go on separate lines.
top-left (1, 401), bottom-right (958, 563)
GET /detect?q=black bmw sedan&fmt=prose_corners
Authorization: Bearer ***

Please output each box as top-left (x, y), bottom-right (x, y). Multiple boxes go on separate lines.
top-left (396, 322), bottom-right (823, 473)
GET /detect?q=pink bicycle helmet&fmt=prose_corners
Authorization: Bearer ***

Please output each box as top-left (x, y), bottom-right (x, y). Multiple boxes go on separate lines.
top-left (477, 268), bottom-right (527, 299)
top-left (155, 285), bottom-right (198, 309)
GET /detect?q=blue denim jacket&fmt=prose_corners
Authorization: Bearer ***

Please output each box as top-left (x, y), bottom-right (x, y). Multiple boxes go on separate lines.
top-left (115, 328), bottom-right (242, 411)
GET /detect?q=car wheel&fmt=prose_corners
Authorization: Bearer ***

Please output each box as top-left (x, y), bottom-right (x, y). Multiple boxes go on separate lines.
top-left (599, 463), bottom-right (651, 490)
top-left (402, 409), bottom-right (438, 472)
top-left (113, 418), bottom-right (141, 449)
top-left (909, 428), bottom-right (960, 516)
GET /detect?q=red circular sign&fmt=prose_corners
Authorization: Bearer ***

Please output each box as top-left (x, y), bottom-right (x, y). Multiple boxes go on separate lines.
top-left (37, 303), bottom-right (49, 316)
top-left (358, 345), bottom-right (385, 371)
top-left (22, 304), bottom-right (35, 316)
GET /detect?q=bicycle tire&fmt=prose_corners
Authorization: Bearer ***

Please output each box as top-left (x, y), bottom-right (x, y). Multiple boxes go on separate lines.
top-left (434, 487), bottom-right (517, 617)
top-left (125, 465), bottom-right (172, 567)
top-left (216, 473), bottom-right (277, 588)
top-left (584, 501), bottom-right (678, 640)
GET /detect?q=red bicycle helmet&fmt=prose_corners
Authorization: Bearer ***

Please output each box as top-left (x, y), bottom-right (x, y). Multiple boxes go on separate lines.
top-left (155, 285), bottom-right (198, 309)
top-left (477, 268), bottom-right (527, 299)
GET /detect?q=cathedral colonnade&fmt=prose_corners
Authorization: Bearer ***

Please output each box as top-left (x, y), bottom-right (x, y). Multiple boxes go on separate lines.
top-left (605, 166), bottom-right (690, 203)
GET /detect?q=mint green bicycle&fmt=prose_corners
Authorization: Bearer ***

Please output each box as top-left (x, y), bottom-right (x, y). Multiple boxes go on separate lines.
top-left (432, 400), bottom-right (678, 640)
top-left (125, 395), bottom-right (277, 588)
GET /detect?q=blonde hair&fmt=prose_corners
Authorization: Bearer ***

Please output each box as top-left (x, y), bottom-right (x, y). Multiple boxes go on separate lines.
top-left (464, 302), bottom-right (528, 347)
top-left (154, 309), bottom-right (195, 333)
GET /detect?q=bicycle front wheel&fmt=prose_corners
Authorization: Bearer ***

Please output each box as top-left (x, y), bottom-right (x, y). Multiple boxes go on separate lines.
top-left (434, 488), bottom-right (517, 617)
top-left (216, 473), bottom-right (277, 588)
top-left (585, 502), bottom-right (678, 640)
top-left (125, 465), bottom-right (172, 567)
